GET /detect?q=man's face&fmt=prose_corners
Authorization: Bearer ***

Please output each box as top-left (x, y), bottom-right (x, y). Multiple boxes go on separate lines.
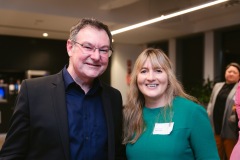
top-left (67, 26), bottom-right (110, 82)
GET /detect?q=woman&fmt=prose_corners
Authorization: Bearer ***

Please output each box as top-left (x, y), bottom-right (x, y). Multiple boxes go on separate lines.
top-left (230, 81), bottom-right (240, 160)
top-left (207, 62), bottom-right (240, 160)
top-left (123, 48), bottom-right (219, 159)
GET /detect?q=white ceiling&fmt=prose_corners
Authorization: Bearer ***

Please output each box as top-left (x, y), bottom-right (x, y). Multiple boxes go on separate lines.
top-left (0, 0), bottom-right (240, 45)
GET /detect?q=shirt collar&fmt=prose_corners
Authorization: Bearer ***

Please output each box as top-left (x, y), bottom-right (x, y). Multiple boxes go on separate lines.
top-left (62, 65), bottom-right (102, 93)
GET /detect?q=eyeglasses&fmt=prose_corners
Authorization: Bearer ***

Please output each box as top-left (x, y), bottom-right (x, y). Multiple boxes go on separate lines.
top-left (72, 40), bottom-right (113, 57)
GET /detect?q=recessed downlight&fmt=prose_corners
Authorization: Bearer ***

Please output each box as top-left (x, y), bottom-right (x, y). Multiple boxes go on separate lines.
top-left (43, 33), bottom-right (48, 37)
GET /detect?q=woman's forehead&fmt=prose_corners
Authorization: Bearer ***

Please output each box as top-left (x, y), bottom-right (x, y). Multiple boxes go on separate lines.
top-left (140, 58), bottom-right (163, 69)
top-left (145, 57), bottom-right (162, 65)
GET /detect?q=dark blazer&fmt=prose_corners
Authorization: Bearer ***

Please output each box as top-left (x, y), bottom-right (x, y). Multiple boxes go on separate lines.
top-left (0, 71), bottom-right (126, 160)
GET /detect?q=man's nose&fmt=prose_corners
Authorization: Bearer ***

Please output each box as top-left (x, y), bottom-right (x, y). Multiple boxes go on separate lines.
top-left (90, 49), bottom-right (101, 60)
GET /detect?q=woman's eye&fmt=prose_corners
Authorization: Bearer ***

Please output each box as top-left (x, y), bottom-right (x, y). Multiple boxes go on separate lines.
top-left (140, 70), bottom-right (147, 73)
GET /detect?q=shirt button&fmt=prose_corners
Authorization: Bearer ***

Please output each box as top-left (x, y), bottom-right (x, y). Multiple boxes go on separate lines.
top-left (85, 136), bottom-right (89, 140)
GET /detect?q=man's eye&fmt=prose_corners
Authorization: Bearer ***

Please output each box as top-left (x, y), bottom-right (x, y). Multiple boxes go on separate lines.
top-left (99, 49), bottom-right (108, 53)
top-left (83, 45), bottom-right (93, 50)
top-left (82, 44), bottom-right (93, 51)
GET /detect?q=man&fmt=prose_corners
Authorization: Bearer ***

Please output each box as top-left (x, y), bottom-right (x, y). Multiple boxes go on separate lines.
top-left (0, 18), bottom-right (126, 160)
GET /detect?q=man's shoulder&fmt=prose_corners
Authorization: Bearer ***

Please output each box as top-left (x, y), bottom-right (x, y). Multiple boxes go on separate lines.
top-left (100, 82), bottom-right (122, 100)
top-left (101, 82), bottom-right (119, 92)
top-left (22, 72), bottom-right (63, 89)
top-left (25, 72), bottom-right (61, 82)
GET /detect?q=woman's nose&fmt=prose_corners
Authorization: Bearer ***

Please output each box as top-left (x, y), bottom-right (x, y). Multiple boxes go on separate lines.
top-left (147, 71), bottom-right (155, 80)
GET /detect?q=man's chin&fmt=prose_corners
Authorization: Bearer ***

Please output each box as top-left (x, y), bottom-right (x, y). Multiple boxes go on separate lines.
top-left (86, 72), bottom-right (103, 79)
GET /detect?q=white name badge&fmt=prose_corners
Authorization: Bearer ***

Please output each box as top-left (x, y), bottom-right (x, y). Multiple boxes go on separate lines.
top-left (153, 122), bottom-right (174, 135)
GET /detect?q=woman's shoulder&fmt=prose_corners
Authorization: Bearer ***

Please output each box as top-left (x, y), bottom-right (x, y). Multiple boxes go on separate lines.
top-left (213, 82), bottom-right (225, 88)
top-left (173, 96), bottom-right (198, 105)
top-left (172, 97), bottom-right (209, 127)
top-left (173, 96), bottom-right (205, 112)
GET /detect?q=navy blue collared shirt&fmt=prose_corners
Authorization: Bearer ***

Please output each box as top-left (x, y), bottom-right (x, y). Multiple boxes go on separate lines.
top-left (63, 67), bottom-right (108, 160)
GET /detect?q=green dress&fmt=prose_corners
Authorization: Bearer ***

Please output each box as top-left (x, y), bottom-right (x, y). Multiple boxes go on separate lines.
top-left (126, 96), bottom-right (219, 160)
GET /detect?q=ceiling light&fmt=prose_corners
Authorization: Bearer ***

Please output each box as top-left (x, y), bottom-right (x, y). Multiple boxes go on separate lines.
top-left (111, 0), bottom-right (229, 35)
top-left (43, 33), bottom-right (48, 37)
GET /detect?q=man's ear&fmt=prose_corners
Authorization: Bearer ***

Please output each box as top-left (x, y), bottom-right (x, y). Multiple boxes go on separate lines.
top-left (66, 39), bottom-right (74, 56)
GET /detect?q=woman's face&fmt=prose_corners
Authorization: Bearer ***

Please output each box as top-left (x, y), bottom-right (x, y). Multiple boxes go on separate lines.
top-left (225, 66), bottom-right (240, 84)
top-left (137, 58), bottom-right (168, 104)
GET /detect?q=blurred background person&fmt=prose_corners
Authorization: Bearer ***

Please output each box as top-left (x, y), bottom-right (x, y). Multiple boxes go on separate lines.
top-left (123, 48), bottom-right (219, 160)
top-left (207, 62), bottom-right (240, 160)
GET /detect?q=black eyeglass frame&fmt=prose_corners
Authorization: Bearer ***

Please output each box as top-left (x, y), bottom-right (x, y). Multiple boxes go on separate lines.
top-left (71, 40), bottom-right (113, 57)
